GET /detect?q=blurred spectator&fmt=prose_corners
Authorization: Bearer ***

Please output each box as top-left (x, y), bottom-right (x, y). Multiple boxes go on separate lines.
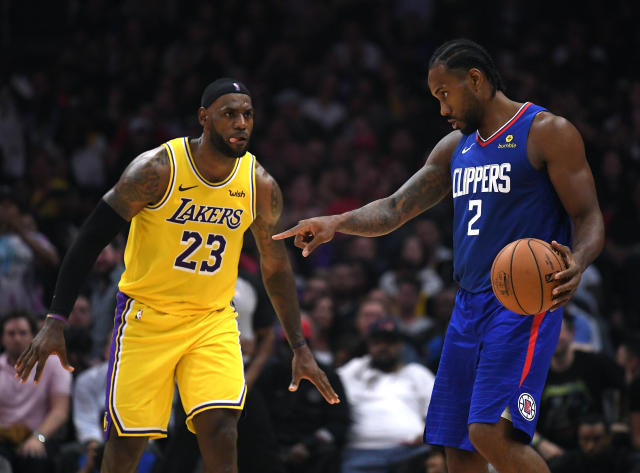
top-left (395, 276), bottom-right (434, 347)
top-left (548, 414), bottom-right (640, 473)
top-left (258, 324), bottom-right (349, 473)
top-left (299, 274), bottom-right (330, 312)
top-left (0, 312), bottom-right (71, 473)
top-left (617, 333), bottom-right (640, 451)
top-left (535, 312), bottom-right (626, 460)
top-left (420, 285), bottom-right (457, 372)
top-left (379, 234), bottom-right (443, 301)
top-left (307, 296), bottom-right (336, 366)
top-left (65, 294), bottom-right (95, 375)
top-left (338, 317), bottom-right (434, 473)
top-left (0, 189), bottom-right (59, 316)
top-left (425, 447), bottom-right (447, 473)
top-left (86, 242), bottom-right (124, 361)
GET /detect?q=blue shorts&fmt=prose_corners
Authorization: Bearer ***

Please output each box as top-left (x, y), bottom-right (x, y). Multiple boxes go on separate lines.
top-left (424, 288), bottom-right (562, 451)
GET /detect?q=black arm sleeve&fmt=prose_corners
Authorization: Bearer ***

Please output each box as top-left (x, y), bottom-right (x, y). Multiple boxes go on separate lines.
top-left (49, 199), bottom-right (128, 318)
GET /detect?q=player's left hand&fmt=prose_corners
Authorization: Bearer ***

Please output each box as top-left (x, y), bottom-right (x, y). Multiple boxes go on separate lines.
top-left (289, 344), bottom-right (340, 404)
top-left (549, 240), bottom-right (583, 312)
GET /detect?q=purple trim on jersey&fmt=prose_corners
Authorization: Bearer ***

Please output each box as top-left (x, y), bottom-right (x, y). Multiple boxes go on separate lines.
top-left (103, 292), bottom-right (169, 439)
top-left (186, 383), bottom-right (247, 419)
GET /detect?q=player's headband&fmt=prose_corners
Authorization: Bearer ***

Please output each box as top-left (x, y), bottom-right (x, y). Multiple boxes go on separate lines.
top-left (200, 78), bottom-right (251, 109)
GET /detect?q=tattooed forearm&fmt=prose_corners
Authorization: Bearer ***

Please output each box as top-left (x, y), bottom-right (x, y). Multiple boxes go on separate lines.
top-left (337, 162), bottom-right (451, 237)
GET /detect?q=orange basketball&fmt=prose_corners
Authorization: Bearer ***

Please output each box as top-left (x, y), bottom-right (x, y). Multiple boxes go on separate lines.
top-left (490, 238), bottom-right (566, 315)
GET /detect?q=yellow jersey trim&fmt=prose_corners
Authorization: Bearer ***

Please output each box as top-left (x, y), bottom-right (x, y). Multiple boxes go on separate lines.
top-left (147, 143), bottom-right (176, 210)
top-left (184, 137), bottom-right (241, 188)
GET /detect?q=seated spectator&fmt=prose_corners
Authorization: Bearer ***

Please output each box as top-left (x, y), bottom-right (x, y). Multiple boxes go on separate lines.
top-left (0, 312), bottom-right (71, 473)
top-left (258, 321), bottom-right (350, 473)
top-left (65, 294), bottom-right (96, 375)
top-left (394, 276), bottom-right (434, 347)
top-left (534, 312), bottom-right (626, 460)
top-left (307, 295), bottom-right (336, 366)
top-left (548, 414), bottom-right (639, 473)
top-left (338, 317), bottom-right (435, 473)
top-left (86, 242), bottom-right (124, 361)
top-left (617, 332), bottom-right (640, 451)
top-left (59, 332), bottom-right (158, 473)
top-left (0, 190), bottom-right (59, 317)
top-left (425, 447), bottom-right (447, 473)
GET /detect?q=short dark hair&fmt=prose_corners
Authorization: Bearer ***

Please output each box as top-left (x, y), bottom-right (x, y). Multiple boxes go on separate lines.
top-left (577, 413), bottom-right (609, 432)
top-left (0, 311), bottom-right (38, 338)
top-left (429, 39), bottom-right (505, 96)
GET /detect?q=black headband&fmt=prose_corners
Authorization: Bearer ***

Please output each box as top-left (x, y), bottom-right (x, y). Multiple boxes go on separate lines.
top-left (200, 78), bottom-right (251, 108)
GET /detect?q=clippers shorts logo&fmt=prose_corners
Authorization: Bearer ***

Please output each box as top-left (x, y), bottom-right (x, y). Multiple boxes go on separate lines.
top-left (518, 393), bottom-right (536, 421)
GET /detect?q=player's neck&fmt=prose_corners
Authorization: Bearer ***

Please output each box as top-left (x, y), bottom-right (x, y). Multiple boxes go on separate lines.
top-left (189, 137), bottom-right (238, 183)
top-left (477, 92), bottom-right (524, 139)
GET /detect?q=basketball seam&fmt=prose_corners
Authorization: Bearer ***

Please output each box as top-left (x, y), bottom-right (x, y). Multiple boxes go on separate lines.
top-left (510, 239), bottom-right (527, 314)
top-left (527, 239), bottom-right (544, 314)
top-left (491, 245), bottom-right (508, 306)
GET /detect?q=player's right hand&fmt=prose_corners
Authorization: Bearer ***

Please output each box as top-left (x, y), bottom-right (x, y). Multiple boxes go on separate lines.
top-left (272, 215), bottom-right (339, 257)
top-left (14, 316), bottom-right (74, 384)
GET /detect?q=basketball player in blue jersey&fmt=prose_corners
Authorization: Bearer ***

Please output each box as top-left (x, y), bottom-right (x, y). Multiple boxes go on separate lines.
top-left (274, 39), bottom-right (604, 473)
top-left (14, 78), bottom-right (339, 473)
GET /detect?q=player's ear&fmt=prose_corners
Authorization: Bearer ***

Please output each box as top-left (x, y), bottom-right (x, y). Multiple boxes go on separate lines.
top-left (468, 68), bottom-right (483, 92)
top-left (198, 107), bottom-right (208, 126)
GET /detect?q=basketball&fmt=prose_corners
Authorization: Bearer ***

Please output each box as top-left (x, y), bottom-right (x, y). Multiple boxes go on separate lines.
top-left (490, 238), bottom-right (566, 315)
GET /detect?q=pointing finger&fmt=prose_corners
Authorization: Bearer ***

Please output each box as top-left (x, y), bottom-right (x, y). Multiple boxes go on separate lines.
top-left (272, 224), bottom-right (303, 240)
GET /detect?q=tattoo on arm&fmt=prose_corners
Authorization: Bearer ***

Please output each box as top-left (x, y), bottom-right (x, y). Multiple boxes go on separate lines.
top-left (270, 177), bottom-right (282, 219)
top-left (105, 148), bottom-right (170, 220)
top-left (339, 162), bottom-right (451, 236)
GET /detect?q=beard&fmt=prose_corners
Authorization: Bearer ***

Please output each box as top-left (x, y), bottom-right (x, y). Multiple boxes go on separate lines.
top-left (370, 352), bottom-right (400, 372)
top-left (208, 127), bottom-right (248, 158)
top-left (457, 92), bottom-right (483, 135)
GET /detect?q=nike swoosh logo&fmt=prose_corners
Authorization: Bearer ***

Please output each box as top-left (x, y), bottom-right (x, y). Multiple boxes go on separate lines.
top-left (461, 144), bottom-right (474, 154)
top-left (178, 184), bottom-right (198, 191)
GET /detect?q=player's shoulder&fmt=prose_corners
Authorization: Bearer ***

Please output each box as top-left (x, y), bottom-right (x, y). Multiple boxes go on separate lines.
top-left (530, 110), bottom-right (580, 140)
top-left (427, 130), bottom-right (464, 164)
top-left (252, 159), bottom-right (283, 221)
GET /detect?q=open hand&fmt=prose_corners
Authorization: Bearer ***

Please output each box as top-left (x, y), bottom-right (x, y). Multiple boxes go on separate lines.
top-left (14, 317), bottom-right (74, 384)
top-left (289, 344), bottom-right (339, 404)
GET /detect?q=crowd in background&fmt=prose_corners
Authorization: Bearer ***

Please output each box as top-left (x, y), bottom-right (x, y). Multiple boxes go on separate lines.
top-left (1, 0), bottom-right (639, 472)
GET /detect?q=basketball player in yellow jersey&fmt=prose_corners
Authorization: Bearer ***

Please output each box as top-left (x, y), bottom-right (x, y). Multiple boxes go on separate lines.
top-left (15, 78), bottom-right (340, 473)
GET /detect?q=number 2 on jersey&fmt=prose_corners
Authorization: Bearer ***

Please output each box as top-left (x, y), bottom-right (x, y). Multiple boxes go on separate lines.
top-left (174, 230), bottom-right (227, 273)
top-left (468, 199), bottom-right (481, 236)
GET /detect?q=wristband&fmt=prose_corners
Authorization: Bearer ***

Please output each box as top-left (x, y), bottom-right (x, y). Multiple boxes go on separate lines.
top-left (291, 339), bottom-right (307, 349)
top-left (46, 313), bottom-right (67, 323)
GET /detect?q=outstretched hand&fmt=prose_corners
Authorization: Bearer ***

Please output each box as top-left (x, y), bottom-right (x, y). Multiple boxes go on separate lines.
top-left (14, 316), bottom-right (74, 384)
top-left (549, 240), bottom-right (583, 312)
top-left (272, 215), bottom-right (339, 257)
top-left (289, 344), bottom-right (340, 404)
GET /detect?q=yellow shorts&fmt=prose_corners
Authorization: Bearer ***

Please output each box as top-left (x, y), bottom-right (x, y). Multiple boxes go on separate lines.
top-left (104, 292), bottom-right (246, 439)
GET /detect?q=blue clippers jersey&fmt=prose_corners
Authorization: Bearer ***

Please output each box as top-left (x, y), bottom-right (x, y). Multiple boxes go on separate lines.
top-left (451, 102), bottom-right (571, 292)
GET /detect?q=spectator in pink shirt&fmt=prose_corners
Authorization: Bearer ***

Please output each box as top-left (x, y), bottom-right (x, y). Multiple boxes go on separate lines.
top-left (0, 312), bottom-right (72, 473)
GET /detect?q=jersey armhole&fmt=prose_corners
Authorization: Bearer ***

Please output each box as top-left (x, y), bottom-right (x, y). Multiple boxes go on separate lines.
top-left (147, 143), bottom-right (176, 210)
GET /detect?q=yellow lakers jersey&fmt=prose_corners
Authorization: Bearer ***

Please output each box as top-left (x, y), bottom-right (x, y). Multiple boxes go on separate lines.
top-left (119, 137), bottom-right (256, 316)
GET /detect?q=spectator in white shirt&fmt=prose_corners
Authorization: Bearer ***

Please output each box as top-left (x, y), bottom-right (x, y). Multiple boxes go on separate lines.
top-left (338, 317), bottom-right (435, 473)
